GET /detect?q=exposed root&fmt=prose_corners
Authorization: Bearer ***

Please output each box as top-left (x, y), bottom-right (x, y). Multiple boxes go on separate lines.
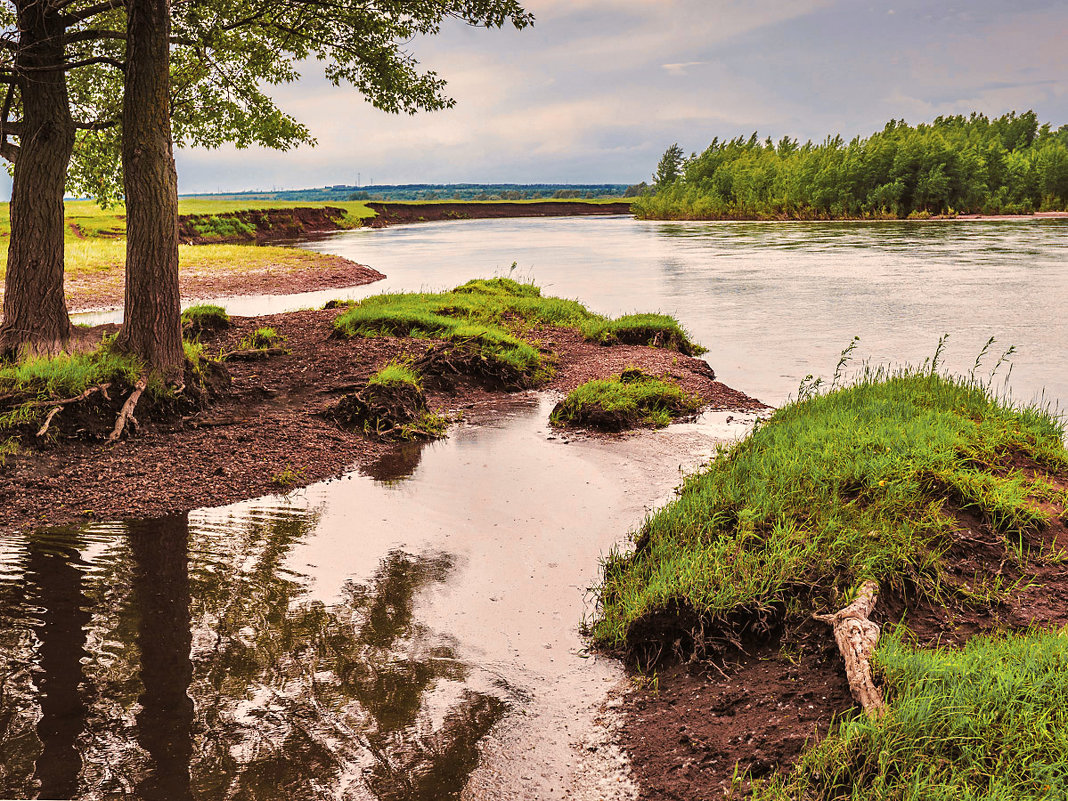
top-left (33, 383), bottom-right (113, 440)
top-left (36, 406), bottom-right (63, 439)
top-left (411, 339), bottom-right (529, 391)
top-left (107, 375), bottom-right (148, 443)
top-left (332, 379), bottom-right (443, 441)
top-left (24, 382), bottom-right (112, 409)
top-left (814, 580), bottom-right (886, 717)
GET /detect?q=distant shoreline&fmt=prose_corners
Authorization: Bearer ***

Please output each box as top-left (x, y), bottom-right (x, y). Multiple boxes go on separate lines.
top-left (635, 210), bottom-right (1068, 223)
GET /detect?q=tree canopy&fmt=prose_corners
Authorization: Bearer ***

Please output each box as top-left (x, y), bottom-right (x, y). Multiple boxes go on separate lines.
top-left (638, 112), bottom-right (1068, 220)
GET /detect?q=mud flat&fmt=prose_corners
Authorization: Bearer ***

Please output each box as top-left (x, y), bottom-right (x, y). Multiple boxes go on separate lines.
top-left (0, 305), bottom-right (760, 538)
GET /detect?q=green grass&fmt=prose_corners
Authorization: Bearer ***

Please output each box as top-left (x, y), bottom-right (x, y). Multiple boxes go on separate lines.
top-left (181, 304), bottom-right (230, 338)
top-left (367, 362), bottom-right (422, 389)
top-left (0, 436), bottom-right (19, 465)
top-left (270, 464), bottom-right (307, 489)
top-left (551, 370), bottom-right (702, 430)
top-left (333, 279), bottom-right (702, 383)
top-left (239, 327), bottom-right (284, 350)
top-left (753, 628), bottom-right (1068, 800)
top-left (0, 347), bottom-right (144, 431)
top-left (592, 366), bottom-right (1068, 651)
top-left (0, 348), bottom-right (142, 401)
top-left (583, 313), bottom-right (706, 356)
top-left (394, 411), bottom-right (450, 440)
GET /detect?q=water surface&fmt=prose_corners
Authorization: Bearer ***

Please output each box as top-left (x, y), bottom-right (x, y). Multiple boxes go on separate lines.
top-left (1, 398), bottom-right (745, 799)
top-left (296, 217), bottom-right (1067, 408)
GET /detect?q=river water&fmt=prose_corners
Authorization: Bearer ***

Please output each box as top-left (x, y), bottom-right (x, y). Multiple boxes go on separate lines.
top-left (265, 216), bottom-right (1064, 408)
top-left (12, 217), bottom-right (1067, 798)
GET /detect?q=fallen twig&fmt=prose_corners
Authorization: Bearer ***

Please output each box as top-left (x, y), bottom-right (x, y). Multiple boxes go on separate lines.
top-left (814, 580), bottom-right (886, 717)
top-left (107, 375), bottom-right (148, 443)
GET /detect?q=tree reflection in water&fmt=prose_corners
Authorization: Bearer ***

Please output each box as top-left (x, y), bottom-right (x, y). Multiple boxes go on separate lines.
top-left (0, 504), bottom-right (508, 800)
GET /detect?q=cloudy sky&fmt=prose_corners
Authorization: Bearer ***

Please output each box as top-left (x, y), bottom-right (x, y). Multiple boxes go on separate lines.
top-left (8, 0), bottom-right (1068, 196)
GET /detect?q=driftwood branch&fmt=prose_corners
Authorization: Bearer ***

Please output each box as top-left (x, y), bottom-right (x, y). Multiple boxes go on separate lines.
top-left (814, 580), bottom-right (886, 717)
top-left (107, 375), bottom-right (148, 443)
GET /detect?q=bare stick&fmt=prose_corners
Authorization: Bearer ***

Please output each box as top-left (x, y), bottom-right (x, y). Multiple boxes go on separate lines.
top-left (36, 406), bottom-right (63, 438)
top-left (107, 375), bottom-right (148, 443)
top-left (814, 580), bottom-right (886, 717)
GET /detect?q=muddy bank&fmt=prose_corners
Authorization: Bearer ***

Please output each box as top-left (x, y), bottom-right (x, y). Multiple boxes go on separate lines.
top-left (365, 200), bottom-right (633, 227)
top-left (0, 307), bottom-right (760, 538)
top-left (65, 252), bottom-right (384, 312)
top-left (177, 206), bottom-right (355, 245)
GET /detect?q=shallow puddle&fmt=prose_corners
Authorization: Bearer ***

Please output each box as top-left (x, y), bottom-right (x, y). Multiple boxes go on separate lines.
top-left (0, 396), bottom-right (755, 799)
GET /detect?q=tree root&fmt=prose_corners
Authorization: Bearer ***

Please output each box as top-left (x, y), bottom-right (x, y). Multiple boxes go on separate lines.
top-left (36, 406), bottom-right (63, 439)
top-left (814, 580), bottom-right (886, 717)
top-left (107, 375), bottom-right (148, 443)
top-left (33, 383), bottom-right (113, 440)
top-left (25, 382), bottom-right (112, 410)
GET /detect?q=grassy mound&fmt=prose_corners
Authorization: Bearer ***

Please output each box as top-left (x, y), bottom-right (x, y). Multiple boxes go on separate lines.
top-left (239, 326), bottom-right (284, 351)
top-left (753, 628), bottom-right (1068, 800)
top-left (181, 304), bottom-right (230, 340)
top-left (593, 367), bottom-right (1068, 655)
top-left (550, 369), bottom-right (702, 431)
top-left (332, 279), bottom-right (703, 386)
top-left (333, 363), bottom-right (446, 440)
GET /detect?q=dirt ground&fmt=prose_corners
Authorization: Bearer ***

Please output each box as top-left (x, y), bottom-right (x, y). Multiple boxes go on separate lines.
top-left (0, 307), bottom-right (761, 538)
top-left (63, 254), bottom-right (384, 312)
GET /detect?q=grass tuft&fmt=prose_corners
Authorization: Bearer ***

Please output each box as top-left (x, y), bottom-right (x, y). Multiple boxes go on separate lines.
top-left (367, 362), bottom-right (422, 389)
top-left (181, 304), bottom-right (230, 339)
top-left (0, 348), bottom-right (142, 401)
top-left (239, 327), bottom-right (284, 351)
top-left (551, 369), bottom-right (702, 431)
top-left (582, 313), bottom-right (706, 356)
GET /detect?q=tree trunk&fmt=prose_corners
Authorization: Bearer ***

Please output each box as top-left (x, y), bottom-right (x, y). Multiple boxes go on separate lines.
top-left (0, 3), bottom-right (75, 357)
top-left (115, 0), bottom-right (183, 378)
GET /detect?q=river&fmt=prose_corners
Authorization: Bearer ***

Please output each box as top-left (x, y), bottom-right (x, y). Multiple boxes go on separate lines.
top-left (11, 216), bottom-right (1067, 798)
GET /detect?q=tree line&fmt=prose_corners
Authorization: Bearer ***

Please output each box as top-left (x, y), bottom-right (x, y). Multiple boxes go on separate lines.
top-left (637, 112), bottom-right (1068, 220)
top-left (0, 0), bottom-right (532, 377)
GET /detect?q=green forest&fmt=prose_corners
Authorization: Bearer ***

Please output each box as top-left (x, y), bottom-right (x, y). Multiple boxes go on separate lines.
top-left (637, 111), bottom-right (1068, 220)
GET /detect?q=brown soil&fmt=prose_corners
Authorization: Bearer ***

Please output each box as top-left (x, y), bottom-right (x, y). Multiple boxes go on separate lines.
top-left (622, 642), bottom-right (852, 800)
top-left (618, 492), bottom-right (1068, 800)
top-left (64, 255), bottom-right (385, 312)
top-left (365, 201), bottom-right (632, 227)
top-left (0, 308), bottom-right (760, 538)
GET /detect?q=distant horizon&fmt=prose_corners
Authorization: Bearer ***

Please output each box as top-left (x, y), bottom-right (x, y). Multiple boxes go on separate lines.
top-left (4, 0), bottom-right (1066, 202)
